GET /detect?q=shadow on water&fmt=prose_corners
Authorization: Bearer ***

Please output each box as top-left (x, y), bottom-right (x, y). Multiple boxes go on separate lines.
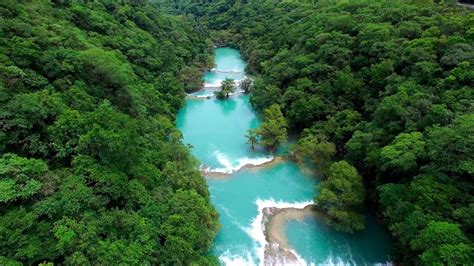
top-left (216, 97), bottom-right (238, 115)
top-left (285, 212), bottom-right (393, 264)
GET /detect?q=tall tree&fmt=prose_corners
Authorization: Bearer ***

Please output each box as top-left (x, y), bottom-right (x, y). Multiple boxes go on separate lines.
top-left (240, 78), bottom-right (253, 94)
top-left (293, 133), bottom-right (336, 176)
top-left (215, 78), bottom-right (235, 99)
top-left (411, 221), bottom-right (473, 265)
top-left (316, 161), bottom-right (365, 233)
top-left (255, 104), bottom-right (287, 150)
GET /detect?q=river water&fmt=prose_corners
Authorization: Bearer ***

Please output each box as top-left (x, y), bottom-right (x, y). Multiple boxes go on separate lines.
top-left (176, 47), bottom-right (393, 265)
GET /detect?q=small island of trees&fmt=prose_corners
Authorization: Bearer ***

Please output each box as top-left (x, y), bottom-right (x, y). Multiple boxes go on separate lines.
top-left (215, 78), bottom-right (236, 99)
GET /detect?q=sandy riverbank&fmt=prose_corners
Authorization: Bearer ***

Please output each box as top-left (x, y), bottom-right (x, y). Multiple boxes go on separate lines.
top-left (262, 205), bottom-right (321, 264)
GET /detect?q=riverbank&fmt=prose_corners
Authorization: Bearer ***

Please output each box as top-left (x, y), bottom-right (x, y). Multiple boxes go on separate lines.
top-left (263, 205), bottom-right (320, 264)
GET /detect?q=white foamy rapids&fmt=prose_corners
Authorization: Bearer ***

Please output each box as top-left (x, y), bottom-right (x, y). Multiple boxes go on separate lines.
top-left (203, 80), bottom-right (224, 88)
top-left (187, 93), bottom-right (214, 99)
top-left (247, 198), bottom-right (313, 266)
top-left (220, 250), bottom-right (256, 266)
top-left (204, 78), bottom-right (246, 88)
top-left (322, 255), bottom-right (393, 266)
top-left (213, 69), bottom-right (244, 74)
top-left (202, 151), bottom-right (273, 174)
top-left (233, 89), bottom-right (246, 95)
top-left (322, 255), bottom-right (351, 266)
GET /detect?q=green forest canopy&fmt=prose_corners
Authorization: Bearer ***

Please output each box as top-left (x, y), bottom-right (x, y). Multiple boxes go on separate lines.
top-left (0, 1), bottom-right (219, 264)
top-left (1, 0), bottom-right (473, 264)
top-left (155, 0), bottom-right (474, 264)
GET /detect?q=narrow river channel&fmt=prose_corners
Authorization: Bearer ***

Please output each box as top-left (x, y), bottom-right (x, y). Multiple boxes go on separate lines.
top-left (176, 47), bottom-right (393, 265)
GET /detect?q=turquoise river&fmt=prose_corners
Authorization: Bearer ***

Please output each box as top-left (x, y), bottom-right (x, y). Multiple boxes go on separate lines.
top-left (176, 47), bottom-right (393, 265)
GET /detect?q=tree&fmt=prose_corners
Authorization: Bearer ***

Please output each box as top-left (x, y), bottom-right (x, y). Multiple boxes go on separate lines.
top-left (426, 114), bottom-right (474, 176)
top-left (287, 96), bottom-right (327, 129)
top-left (316, 109), bottom-right (362, 153)
top-left (215, 78), bottom-right (235, 99)
top-left (255, 104), bottom-right (287, 150)
top-left (249, 79), bottom-right (282, 111)
top-left (411, 221), bottom-right (473, 265)
top-left (293, 133), bottom-right (336, 176)
top-left (0, 154), bottom-right (47, 203)
top-left (245, 128), bottom-right (259, 150)
top-left (240, 78), bottom-right (253, 93)
top-left (380, 132), bottom-right (426, 175)
top-left (378, 173), bottom-right (468, 262)
top-left (315, 161), bottom-right (365, 233)
top-left (179, 66), bottom-right (204, 93)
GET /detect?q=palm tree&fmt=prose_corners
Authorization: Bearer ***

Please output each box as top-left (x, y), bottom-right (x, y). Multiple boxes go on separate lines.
top-left (245, 129), bottom-right (259, 150)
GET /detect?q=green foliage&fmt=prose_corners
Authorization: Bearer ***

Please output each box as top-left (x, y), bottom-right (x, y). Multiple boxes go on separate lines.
top-left (316, 161), bottom-right (365, 233)
top-left (426, 114), bottom-right (474, 176)
top-left (378, 173), bottom-right (472, 262)
top-left (215, 78), bottom-right (235, 99)
top-left (180, 66), bottom-right (204, 93)
top-left (320, 110), bottom-right (362, 146)
top-left (380, 132), bottom-right (425, 174)
top-left (293, 133), bottom-right (336, 176)
top-left (0, 257), bottom-right (22, 266)
top-left (411, 221), bottom-right (473, 265)
top-left (255, 104), bottom-right (288, 150)
top-left (250, 79), bottom-right (282, 111)
top-left (0, 154), bottom-right (47, 203)
top-left (0, 1), bottom-right (217, 264)
top-left (241, 78), bottom-right (253, 93)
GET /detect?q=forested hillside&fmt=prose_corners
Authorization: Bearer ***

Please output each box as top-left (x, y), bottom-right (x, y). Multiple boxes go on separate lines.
top-left (0, 1), bottom-right (219, 264)
top-left (156, 0), bottom-right (474, 264)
